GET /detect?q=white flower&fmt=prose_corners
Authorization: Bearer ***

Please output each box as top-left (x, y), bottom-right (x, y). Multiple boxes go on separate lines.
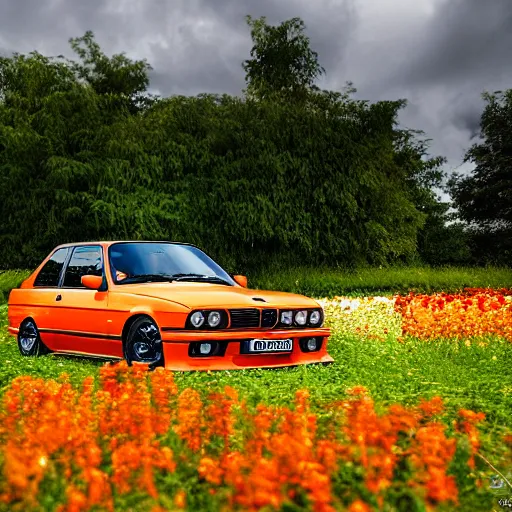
top-left (373, 296), bottom-right (394, 304)
top-left (350, 299), bottom-right (361, 310)
top-left (338, 299), bottom-right (352, 310)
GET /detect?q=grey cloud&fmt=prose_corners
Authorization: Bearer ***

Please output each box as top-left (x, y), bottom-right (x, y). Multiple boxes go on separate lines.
top-left (399, 0), bottom-right (512, 87)
top-left (450, 98), bottom-right (482, 141)
top-left (0, 0), bottom-right (108, 55)
top-left (1, 0), bottom-right (357, 97)
top-left (330, 0), bottom-right (512, 169)
top-left (1, 0), bottom-right (510, 177)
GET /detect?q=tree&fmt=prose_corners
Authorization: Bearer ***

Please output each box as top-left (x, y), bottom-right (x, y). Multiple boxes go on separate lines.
top-left (0, 34), bottom-right (165, 267)
top-left (0, 22), bottom-right (448, 271)
top-left (448, 90), bottom-right (512, 262)
top-left (69, 31), bottom-right (155, 111)
top-left (242, 16), bottom-right (324, 101)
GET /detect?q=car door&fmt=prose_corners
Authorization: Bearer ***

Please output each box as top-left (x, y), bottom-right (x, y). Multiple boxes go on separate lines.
top-left (51, 245), bottom-right (122, 357)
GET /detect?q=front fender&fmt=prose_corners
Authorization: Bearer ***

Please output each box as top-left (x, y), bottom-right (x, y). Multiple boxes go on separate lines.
top-left (107, 292), bottom-right (191, 336)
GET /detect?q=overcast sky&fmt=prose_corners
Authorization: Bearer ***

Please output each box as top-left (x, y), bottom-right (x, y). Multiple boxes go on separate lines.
top-left (1, 0), bottom-right (511, 187)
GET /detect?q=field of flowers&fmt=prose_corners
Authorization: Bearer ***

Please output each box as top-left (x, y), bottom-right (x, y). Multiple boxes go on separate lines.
top-left (0, 288), bottom-right (512, 511)
top-left (319, 287), bottom-right (512, 342)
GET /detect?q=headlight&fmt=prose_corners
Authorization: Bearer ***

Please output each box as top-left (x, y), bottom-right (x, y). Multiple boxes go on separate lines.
top-left (189, 341), bottom-right (224, 357)
top-left (187, 310), bottom-right (227, 329)
top-left (309, 310), bottom-right (322, 325)
top-left (280, 311), bottom-right (293, 325)
top-left (190, 311), bottom-right (205, 328)
top-left (306, 338), bottom-right (318, 351)
top-left (199, 342), bottom-right (213, 355)
top-left (208, 311), bottom-right (221, 328)
top-left (299, 336), bottom-right (322, 352)
top-left (294, 310), bottom-right (307, 325)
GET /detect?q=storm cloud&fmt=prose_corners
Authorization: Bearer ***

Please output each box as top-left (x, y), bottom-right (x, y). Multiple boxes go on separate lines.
top-left (1, 0), bottom-right (511, 179)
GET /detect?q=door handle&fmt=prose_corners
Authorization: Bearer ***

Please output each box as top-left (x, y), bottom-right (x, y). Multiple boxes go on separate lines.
top-left (56, 294), bottom-right (62, 302)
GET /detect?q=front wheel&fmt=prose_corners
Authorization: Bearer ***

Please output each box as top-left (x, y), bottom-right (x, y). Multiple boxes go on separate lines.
top-left (124, 316), bottom-right (164, 367)
top-left (18, 319), bottom-right (49, 356)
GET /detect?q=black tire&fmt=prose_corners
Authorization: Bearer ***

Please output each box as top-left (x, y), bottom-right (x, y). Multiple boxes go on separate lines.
top-left (124, 316), bottom-right (164, 367)
top-left (17, 319), bottom-right (49, 356)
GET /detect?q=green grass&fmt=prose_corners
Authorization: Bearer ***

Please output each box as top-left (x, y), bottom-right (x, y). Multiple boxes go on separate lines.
top-left (2, 303), bottom-right (511, 421)
top-left (2, 266), bottom-right (512, 510)
top-left (251, 265), bottom-right (512, 297)
top-left (1, 304), bottom-right (511, 510)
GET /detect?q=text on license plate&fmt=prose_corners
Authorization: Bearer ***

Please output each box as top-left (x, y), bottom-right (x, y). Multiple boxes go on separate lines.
top-left (248, 339), bottom-right (293, 353)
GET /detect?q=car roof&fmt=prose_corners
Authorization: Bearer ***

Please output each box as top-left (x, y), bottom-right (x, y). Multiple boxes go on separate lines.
top-left (53, 241), bottom-right (197, 250)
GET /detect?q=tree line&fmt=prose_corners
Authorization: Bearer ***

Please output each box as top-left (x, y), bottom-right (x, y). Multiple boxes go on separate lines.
top-left (0, 17), bottom-right (509, 272)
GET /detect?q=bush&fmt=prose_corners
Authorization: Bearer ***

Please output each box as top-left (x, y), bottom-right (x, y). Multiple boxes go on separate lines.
top-left (0, 270), bottom-right (31, 303)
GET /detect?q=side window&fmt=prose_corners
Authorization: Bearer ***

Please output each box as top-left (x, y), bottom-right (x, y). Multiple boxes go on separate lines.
top-left (62, 246), bottom-right (103, 288)
top-left (34, 248), bottom-right (69, 287)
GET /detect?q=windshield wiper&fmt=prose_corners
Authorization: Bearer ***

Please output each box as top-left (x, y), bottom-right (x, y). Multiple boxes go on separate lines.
top-left (170, 274), bottom-right (233, 286)
top-left (120, 274), bottom-right (175, 284)
top-left (118, 273), bottom-right (233, 286)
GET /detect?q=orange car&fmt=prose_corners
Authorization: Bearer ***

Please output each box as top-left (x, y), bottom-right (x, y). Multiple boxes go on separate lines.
top-left (7, 241), bottom-right (333, 371)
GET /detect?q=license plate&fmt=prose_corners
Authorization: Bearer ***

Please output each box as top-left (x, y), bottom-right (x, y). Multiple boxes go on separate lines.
top-left (247, 339), bottom-right (293, 353)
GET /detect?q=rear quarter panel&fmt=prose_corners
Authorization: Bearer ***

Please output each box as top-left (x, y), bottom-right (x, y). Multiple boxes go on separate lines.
top-left (7, 288), bottom-right (57, 335)
top-left (6, 253), bottom-right (52, 333)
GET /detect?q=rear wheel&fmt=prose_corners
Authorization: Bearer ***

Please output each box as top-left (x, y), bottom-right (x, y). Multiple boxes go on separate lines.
top-left (18, 319), bottom-right (49, 356)
top-left (124, 316), bottom-right (164, 367)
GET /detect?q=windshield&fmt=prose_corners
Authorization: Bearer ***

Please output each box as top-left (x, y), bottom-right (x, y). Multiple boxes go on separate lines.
top-left (108, 242), bottom-right (236, 286)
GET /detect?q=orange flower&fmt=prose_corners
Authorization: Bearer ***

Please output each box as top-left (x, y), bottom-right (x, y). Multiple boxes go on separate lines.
top-left (174, 489), bottom-right (187, 509)
top-left (198, 457), bottom-right (223, 485)
top-left (418, 396), bottom-right (444, 417)
top-left (0, 363), bottom-right (489, 511)
top-left (346, 386), bottom-right (368, 396)
top-left (58, 486), bottom-right (88, 512)
top-left (204, 386), bottom-right (239, 449)
top-left (174, 389), bottom-right (203, 451)
top-left (457, 409), bottom-right (485, 468)
top-left (395, 290), bottom-right (512, 341)
top-left (348, 499), bottom-right (373, 511)
top-left (408, 423), bottom-right (458, 504)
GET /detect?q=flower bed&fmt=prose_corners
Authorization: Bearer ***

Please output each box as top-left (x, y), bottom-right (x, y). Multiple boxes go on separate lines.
top-left (318, 288), bottom-right (512, 342)
top-left (395, 289), bottom-right (512, 341)
top-left (0, 361), bottom-right (500, 512)
top-left (317, 296), bottom-right (401, 340)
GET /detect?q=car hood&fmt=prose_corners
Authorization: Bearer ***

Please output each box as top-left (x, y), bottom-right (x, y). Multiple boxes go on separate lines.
top-left (117, 282), bottom-right (320, 309)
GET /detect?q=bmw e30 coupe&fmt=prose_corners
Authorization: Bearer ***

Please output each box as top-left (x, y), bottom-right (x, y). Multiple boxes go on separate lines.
top-left (7, 241), bottom-right (333, 370)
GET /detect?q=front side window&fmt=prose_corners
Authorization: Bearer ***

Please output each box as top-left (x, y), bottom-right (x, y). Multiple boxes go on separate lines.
top-left (63, 246), bottom-right (103, 288)
top-left (109, 242), bottom-right (235, 286)
top-left (34, 248), bottom-right (69, 287)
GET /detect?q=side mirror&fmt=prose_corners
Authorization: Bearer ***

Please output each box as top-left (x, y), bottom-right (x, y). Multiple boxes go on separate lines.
top-left (233, 275), bottom-right (248, 288)
top-left (81, 275), bottom-right (103, 290)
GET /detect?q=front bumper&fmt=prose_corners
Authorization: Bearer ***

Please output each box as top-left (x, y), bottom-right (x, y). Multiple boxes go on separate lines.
top-left (160, 327), bottom-right (333, 371)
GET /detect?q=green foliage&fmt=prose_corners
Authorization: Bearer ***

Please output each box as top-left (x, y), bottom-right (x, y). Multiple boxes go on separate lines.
top-left (0, 19), bottom-right (450, 270)
top-left (449, 90), bottom-right (512, 264)
top-left (0, 270), bottom-right (30, 303)
top-left (68, 31), bottom-right (155, 111)
top-left (242, 16), bottom-right (324, 101)
top-left (416, 201), bottom-right (471, 266)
